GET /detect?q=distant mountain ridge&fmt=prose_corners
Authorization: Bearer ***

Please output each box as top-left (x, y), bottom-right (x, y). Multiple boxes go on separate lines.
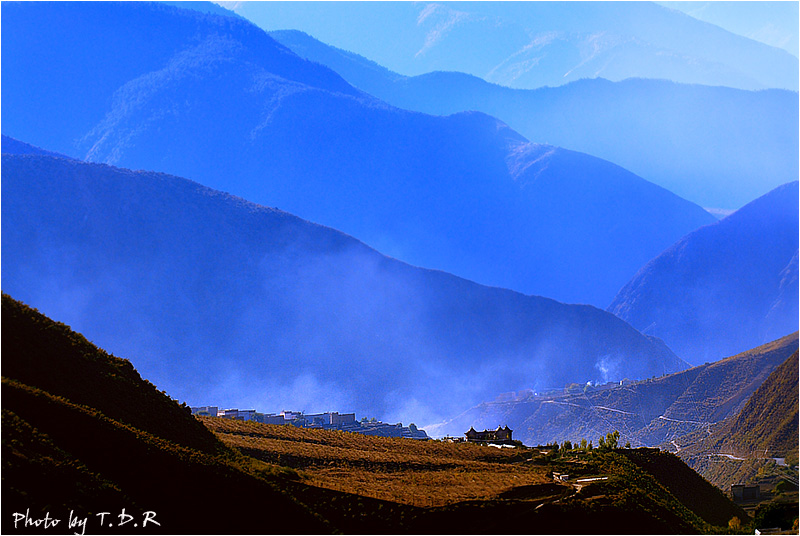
top-left (1, 1), bottom-right (716, 307)
top-left (428, 333), bottom-right (798, 447)
top-left (230, 1), bottom-right (798, 91)
top-left (270, 28), bottom-right (798, 210)
top-left (609, 181), bottom-right (799, 365)
top-left (1, 146), bottom-right (687, 426)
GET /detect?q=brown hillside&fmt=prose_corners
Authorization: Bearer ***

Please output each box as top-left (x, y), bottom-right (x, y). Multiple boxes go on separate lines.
top-left (635, 333), bottom-right (799, 446)
top-left (718, 350), bottom-right (799, 459)
top-left (672, 351), bottom-right (799, 490)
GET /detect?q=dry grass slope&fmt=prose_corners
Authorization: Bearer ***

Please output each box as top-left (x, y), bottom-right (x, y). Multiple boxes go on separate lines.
top-left (203, 417), bottom-right (550, 507)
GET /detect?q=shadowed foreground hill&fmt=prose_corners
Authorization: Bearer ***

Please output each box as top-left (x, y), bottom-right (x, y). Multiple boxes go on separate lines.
top-left (2, 293), bottom-right (744, 534)
top-left (429, 333), bottom-right (798, 448)
top-left (1, 1), bottom-right (716, 306)
top-left (671, 350), bottom-right (799, 489)
top-left (1, 291), bottom-right (221, 456)
top-left (1, 293), bottom-right (328, 534)
top-left (1, 149), bottom-right (687, 425)
top-left (271, 29), bottom-right (798, 211)
top-left (609, 181), bottom-right (799, 365)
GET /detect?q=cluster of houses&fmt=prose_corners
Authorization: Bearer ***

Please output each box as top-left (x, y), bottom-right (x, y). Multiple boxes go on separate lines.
top-left (193, 406), bottom-right (522, 446)
top-left (190, 406), bottom-right (429, 440)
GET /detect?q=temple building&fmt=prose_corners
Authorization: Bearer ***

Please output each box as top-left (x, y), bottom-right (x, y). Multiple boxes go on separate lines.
top-left (465, 425), bottom-right (514, 444)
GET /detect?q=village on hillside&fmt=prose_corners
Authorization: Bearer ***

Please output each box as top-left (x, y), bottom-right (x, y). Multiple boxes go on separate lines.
top-left (191, 406), bottom-right (527, 447)
top-left (191, 407), bottom-right (430, 440)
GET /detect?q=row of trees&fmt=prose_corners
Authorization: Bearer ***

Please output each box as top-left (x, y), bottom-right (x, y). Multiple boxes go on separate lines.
top-left (545, 430), bottom-right (630, 455)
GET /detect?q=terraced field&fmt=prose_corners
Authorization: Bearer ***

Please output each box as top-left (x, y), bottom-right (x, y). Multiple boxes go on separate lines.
top-left (202, 417), bottom-right (555, 507)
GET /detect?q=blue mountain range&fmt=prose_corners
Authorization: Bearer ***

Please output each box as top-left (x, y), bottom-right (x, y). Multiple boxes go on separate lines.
top-left (610, 181), bottom-right (799, 365)
top-left (270, 29), bottom-right (798, 211)
top-left (1, 1), bottom-right (716, 307)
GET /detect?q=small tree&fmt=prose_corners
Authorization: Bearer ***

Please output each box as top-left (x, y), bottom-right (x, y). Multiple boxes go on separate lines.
top-left (728, 516), bottom-right (741, 532)
top-left (606, 430), bottom-right (620, 449)
top-left (598, 431), bottom-right (620, 451)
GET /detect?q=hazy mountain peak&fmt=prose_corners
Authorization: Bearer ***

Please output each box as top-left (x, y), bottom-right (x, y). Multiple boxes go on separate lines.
top-left (609, 181), bottom-right (799, 365)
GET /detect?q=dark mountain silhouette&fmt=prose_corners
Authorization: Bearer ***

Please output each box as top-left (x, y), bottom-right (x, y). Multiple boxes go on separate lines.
top-left (671, 350), bottom-right (799, 490)
top-left (1, 1), bottom-right (715, 306)
top-left (1, 290), bottom-right (221, 456)
top-left (609, 182), bottom-right (799, 366)
top-left (428, 333), bottom-right (797, 447)
top-left (270, 29), bottom-right (798, 211)
top-left (230, 1), bottom-right (798, 91)
top-left (1, 148), bottom-right (687, 426)
top-left (1, 293), bottom-right (329, 534)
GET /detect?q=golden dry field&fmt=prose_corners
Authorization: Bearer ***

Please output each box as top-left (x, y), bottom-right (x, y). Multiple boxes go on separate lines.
top-left (201, 417), bottom-right (554, 507)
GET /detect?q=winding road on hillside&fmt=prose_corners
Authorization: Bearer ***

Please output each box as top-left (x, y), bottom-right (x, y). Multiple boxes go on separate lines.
top-left (657, 415), bottom-right (711, 426)
top-left (542, 400), bottom-right (637, 416)
top-left (710, 453), bottom-right (745, 461)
